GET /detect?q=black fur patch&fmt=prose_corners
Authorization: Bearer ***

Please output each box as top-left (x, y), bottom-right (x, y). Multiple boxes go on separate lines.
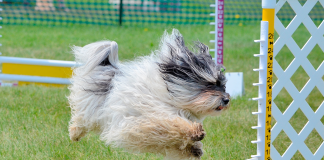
top-left (158, 35), bottom-right (226, 93)
top-left (99, 57), bottom-right (111, 66)
top-left (83, 69), bottom-right (116, 95)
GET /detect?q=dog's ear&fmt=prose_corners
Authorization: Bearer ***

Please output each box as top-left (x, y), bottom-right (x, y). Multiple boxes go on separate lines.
top-left (159, 48), bottom-right (217, 91)
top-left (158, 29), bottom-right (229, 93)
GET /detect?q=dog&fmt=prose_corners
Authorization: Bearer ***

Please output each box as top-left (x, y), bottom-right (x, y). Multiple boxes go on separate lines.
top-left (68, 29), bottom-right (230, 160)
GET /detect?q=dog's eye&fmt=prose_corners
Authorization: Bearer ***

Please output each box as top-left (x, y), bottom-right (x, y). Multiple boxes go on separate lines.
top-left (216, 81), bottom-right (221, 86)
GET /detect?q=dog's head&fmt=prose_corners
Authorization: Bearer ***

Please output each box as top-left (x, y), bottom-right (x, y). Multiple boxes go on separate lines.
top-left (158, 29), bottom-right (230, 118)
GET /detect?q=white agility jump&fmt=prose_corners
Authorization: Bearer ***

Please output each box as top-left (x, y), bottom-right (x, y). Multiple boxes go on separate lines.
top-left (251, 0), bottom-right (324, 159)
top-left (271, 0), bottom-right (324, 159)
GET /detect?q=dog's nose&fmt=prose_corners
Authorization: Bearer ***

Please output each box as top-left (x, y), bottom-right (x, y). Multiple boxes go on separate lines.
top-left (223, 98), bottom-right (229, 105)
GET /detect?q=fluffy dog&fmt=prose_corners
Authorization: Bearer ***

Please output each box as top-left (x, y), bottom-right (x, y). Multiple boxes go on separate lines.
top-left (68, 29), bottom-right (230, 160)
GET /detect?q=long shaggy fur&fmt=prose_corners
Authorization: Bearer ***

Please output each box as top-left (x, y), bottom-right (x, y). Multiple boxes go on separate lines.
top-left (68, 29), bottom-right (230, 160)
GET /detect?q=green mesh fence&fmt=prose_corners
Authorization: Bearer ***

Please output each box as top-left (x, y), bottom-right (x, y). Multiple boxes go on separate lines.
top-left (0, 0), bottom-right (323, 26)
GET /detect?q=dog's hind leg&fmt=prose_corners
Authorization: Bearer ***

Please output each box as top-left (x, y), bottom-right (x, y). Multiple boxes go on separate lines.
top-left (68, 41), bottom-right (119, 142)
top-left (69, 124), bottom-right (87, 141)
top-left (69, 115), bottom-right (88, 141)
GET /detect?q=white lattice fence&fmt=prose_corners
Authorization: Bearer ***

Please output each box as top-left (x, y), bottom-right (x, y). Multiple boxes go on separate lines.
top-left (271, 0), bottom-right (324, 159)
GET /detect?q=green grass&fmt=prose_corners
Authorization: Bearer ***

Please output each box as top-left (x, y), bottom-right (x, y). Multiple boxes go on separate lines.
top-left (0, 24), bottom-right (323, 159)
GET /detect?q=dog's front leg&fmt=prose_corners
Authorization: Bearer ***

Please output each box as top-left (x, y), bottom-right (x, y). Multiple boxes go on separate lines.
top-left (162, 117), bottom-right (206, 159)
top-left (113, 116), bottom-right (205, 159)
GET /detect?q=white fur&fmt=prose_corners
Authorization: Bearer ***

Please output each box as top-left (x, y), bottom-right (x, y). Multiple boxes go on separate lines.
top-left (68, 29), bottom-right (230, 160)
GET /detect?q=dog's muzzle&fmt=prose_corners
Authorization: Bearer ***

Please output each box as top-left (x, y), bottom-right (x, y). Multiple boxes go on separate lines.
top-left (215, 98), bottom-right (230, 111)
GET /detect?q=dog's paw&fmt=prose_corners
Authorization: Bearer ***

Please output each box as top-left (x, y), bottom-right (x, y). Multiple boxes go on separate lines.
top-left (191, 143), bottom-right (203, 158)
top-left (191, 124), bottom-right (206, 141)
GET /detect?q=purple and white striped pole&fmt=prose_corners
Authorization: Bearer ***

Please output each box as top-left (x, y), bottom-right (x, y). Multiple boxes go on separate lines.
top-left (211, 0), bottom-right (224, 65)
top-left (216, 0), bottom-right (224, 65)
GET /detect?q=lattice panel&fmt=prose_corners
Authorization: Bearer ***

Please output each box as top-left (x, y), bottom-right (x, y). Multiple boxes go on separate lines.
top-left (272, 0), bottom-right (324, 159)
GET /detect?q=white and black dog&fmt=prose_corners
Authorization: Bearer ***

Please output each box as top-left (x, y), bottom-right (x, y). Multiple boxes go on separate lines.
top-left (68, 29), bottom-right (230, 160)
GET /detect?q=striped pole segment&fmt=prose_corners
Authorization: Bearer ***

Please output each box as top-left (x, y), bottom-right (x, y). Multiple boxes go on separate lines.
top-left (210, 0), bottom-right (224, 65)
top-left (216, 0), bottom-right (224, 64)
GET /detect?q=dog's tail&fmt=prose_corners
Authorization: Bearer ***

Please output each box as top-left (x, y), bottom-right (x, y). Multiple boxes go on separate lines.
top-left (72, 40), bottom-right (119, 75)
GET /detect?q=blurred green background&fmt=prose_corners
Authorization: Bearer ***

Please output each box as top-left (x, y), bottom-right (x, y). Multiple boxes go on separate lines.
top-left (0, 0), bottom-right (323, 26)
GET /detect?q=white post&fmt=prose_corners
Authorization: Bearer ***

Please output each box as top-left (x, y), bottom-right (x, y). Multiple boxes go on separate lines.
top-left (262, 0), bottom-right (276, 9)
top-left (0, 74), bottom-right (71, 84)
top-left (0, 0), bottom-right (2, 55)
top-left (251, 21), bottom-right (269, 160)
top-left (0, 56), bottom-right (78, 67)
top-left (0, 3), bottom-right (3, 86)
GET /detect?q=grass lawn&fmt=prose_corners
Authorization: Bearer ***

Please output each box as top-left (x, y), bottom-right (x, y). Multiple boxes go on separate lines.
top-left (0, 24), bottom-right (323, 159)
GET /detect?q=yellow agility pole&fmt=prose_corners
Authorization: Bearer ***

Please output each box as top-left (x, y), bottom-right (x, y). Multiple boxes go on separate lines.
top-left (262, 2), bottom-right (275, 160)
